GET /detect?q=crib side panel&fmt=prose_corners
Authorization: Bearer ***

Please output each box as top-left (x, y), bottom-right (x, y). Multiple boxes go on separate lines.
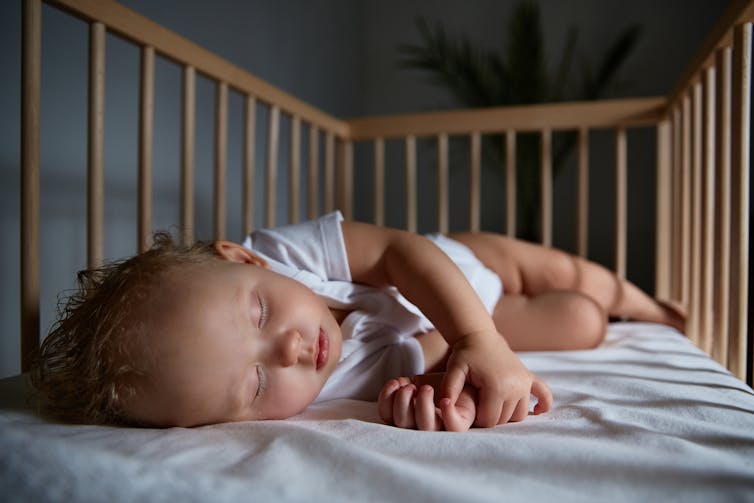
top-left (19, 0), bottom-right (353, 370)
top-left (666, 0), bottom-right (753, 386)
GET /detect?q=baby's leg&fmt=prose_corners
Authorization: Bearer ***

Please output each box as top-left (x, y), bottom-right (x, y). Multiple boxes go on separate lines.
top-left (450, 233), bottom-right (685, 333)
top-left (490, 291), bottom-right (607, 351)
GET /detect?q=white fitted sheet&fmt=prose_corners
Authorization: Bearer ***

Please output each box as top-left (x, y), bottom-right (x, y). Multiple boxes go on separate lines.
top-left (2, 322), bottom-right (753, 502)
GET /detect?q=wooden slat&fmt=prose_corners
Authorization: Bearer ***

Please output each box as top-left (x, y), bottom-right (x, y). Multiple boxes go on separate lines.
top-left (289, 115), bottom-right (301, 224)
top-left (540, 128), bottom-right (552, 247)
top-left (688, 81), bottom-right (703, 344)
top-left (700, 67), bottom-right (717, 355)
top-left (713, 47), bottom-right (732, 366)
top-left (180, 66), bottom-right (195, 245)
top-left (308, 126), bottom-right (319, 219)
top-left (338, 140), bottom-right (354, 220)
top-left (324, 132), bottom-right (334, 213)
top-left (577, 127), bottom-right (589, 258)
top-left (50, 0), bottom-right (349, 137)
top-left (681, 94), bottom-right (692, 307)
top-left (214, 81), bottom-right (228, 241)
top-left (265, 106), bottom-right (280, 228)
top-left (654, 120), bottom-right (672, 300)
top-left (243, 95), bottom-right (256, 236)
top-left (88, 21), bottom-right (105, 268)
top-left (505, 130), bottom-right (516, 237)
top-left (406, 135), bottom-right (417, 232)
top-left (374, 137), bottom-right (385, 227)
top-left (615, 127), bottom-right (627, 279)
top-left (671, 106), bottom-right (682, 301)
top-left (138, 45), bottom-right (154, 253)
top-left (729, 22), bottom-right (751, 384)
top-left (470, 132), bottom-right (481, 232)
top-left (438, 134), bottom-right (449, 234)
top-left (349, 97), bottom-right (666, 140)
top-left (21, 0), bottom-right (41, 372)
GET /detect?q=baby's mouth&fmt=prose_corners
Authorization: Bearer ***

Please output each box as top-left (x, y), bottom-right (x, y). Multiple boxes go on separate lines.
top-left (316, 328), bottom-right (329, 370)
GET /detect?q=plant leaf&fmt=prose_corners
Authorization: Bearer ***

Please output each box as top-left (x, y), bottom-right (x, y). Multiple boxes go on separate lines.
top-left (506, 0), bottom-right (547, 103)
top-left (398, 17), bottom-right (512, 108)
top-left (585, 24), bottom-right (642, 98)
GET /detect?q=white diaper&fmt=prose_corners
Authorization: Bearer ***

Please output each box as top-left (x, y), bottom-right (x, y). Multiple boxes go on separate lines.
top-left (424, 233), bottom-right (503, 315)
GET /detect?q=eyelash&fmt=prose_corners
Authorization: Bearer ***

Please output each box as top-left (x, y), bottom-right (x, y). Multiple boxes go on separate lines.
top-left (257, 294), bottom-right (268, 328)
top-left (255, 366), bottom-right (266, 400)
top-left (254, 294), bottom-right (267, 402)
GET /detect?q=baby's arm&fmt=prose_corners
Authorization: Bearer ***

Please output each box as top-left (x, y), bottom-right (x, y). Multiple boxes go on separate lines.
top-left (342, 221), bottom-right (542, 427)
top-left (377, 374), bottom-right (477, 432)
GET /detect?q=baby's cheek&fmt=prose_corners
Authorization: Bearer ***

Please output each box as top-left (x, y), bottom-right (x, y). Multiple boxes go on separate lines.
top-left (261, 380), bottom-right (320, 419)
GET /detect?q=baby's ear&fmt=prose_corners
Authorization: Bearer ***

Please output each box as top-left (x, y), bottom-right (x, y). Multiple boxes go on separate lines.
top-left (214, 241), bottom-right (268, 268)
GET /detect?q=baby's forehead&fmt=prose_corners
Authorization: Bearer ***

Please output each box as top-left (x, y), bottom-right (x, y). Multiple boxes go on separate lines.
top-left (156, 258), bottom-right (224, 286)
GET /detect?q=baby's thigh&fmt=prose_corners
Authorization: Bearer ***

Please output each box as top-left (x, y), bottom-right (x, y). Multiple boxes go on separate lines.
top-left (493, 291), bottom-right (606, 351)
top-left (450, 233), bottom-right (589, 296)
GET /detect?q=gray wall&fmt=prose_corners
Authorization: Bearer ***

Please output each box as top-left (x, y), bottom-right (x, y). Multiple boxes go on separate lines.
top-left (0, 0), bottom-right (725, 377)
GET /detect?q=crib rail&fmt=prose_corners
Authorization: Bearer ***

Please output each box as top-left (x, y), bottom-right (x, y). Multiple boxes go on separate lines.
top-left (663, 0), bottom-right (752, 383)
top-left (346, 98), bottom-right (666, 262)
top-left (18, 0), bottom-right (753, 387)
top-left (20, 0), bottom-right (351, 370)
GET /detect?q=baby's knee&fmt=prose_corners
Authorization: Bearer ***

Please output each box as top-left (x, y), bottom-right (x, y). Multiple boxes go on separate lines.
top-left (564, 293), bottom-right (607, 349)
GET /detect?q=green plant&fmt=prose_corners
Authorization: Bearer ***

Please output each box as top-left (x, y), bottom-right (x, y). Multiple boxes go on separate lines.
top-left (398, 1), bottom-right (640, 240)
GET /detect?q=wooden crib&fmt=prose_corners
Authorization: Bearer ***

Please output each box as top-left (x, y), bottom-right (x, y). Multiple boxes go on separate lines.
top-left (5, 2), bottom-right (754, 500)
top-left (18, 0), bottom-right (752, 390)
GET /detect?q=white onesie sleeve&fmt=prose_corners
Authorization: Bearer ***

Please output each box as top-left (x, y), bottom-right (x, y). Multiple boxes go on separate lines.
top-left (242, 211), bottom-right (350, 282)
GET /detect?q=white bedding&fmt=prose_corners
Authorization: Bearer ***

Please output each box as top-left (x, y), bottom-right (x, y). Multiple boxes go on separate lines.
top-left (2, 322), bottom-right (753, 502)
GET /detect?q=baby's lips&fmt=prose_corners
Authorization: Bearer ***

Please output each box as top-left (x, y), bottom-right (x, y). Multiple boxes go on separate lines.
top-left (316, 328), bottom-right (329, 370)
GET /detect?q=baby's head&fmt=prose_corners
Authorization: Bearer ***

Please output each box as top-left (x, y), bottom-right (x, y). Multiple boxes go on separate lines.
top-left (33, 233), bottom-right (342, 427)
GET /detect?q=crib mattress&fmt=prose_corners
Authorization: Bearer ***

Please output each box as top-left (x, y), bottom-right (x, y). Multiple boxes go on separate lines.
top-left (1, 322), bottom-right (753, 502)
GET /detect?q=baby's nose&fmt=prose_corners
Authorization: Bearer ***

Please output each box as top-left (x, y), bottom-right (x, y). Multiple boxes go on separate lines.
top-left (276, 329), bottom-right (305, 367)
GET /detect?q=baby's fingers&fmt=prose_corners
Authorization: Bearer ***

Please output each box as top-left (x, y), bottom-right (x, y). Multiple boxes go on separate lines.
top-left (378, 377), bottom-right (414, 424)
top-left (439, 365), bottom-right (468, 406)
top-left (415, 385), bottom-right (441, 431)
top-left (439, 398), bottom-right (473, 432)
top-left (510, 399), bottom-right (529, 422)
top-left (377, 379), bottom-right (401, 424)
top-left (474, 386), bottom-right (505, 428)
top-left (392, 384), bottom-right (418, 429)
top-left (531, 376), bottom-right (553, 414)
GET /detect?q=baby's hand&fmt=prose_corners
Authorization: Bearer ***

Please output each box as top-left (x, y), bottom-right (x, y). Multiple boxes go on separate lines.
top-left (377, 376), bottom-right (476, 432)
top-left (441, 330), bottom-right (553, 427)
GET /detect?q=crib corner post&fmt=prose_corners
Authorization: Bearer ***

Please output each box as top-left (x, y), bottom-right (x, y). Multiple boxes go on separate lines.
top-left (21, 0), bottom-right (42, 372)
top-left (729, 21), bottom-right (752, 385)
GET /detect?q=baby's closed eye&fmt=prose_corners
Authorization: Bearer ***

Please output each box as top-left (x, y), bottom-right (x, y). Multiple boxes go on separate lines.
top-left (255, 292), bottom-right (268, 328)
top-left (253, 365), bottom-right (266, 401)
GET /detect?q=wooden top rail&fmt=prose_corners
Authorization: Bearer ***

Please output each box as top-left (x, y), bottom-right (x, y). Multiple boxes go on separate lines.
top-left (668, 0), bottom-right (754, 106)
top-left (48, 0), bottom-right (349, 137)
top-left (346, 97), bottom-right (666, 141)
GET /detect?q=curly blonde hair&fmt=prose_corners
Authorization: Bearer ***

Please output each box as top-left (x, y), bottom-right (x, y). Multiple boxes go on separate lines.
top-left (31, 232), bottom-right (219, 425)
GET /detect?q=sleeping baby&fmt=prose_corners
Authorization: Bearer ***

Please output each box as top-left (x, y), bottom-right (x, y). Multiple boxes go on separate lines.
top-left (32, 211), bottom-right (684, 430)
